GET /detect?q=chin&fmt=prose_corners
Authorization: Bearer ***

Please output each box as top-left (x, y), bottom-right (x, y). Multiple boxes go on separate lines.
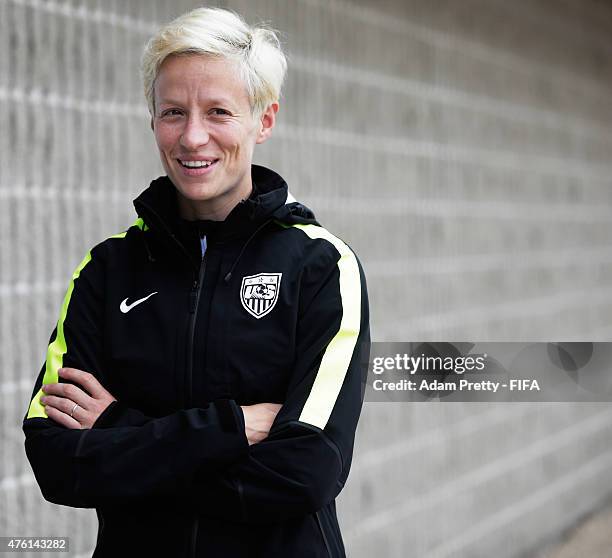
top-left (178, 184), bottom-right (219, 202)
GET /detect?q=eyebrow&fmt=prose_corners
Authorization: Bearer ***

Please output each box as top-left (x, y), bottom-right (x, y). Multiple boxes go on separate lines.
top-left (157, 97), bottom-right (237, 108)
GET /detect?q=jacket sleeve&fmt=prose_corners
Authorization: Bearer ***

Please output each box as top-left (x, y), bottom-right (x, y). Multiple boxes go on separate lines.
top-left (23, 243), bottom-right (248, 508)
top-left (193, 228), bottom-right (370, 523)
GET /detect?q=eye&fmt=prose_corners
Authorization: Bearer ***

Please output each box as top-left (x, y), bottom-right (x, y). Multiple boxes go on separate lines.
top-left (160, 108), bottom-right (183, 118)
top-left (210, 108), bottom-right (231, 116)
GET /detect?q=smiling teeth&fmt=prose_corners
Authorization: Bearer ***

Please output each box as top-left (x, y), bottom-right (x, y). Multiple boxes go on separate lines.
top-left (180, 160), bottom-right (214, 168)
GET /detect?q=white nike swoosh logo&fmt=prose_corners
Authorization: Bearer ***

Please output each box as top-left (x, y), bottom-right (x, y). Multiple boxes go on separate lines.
top-left (120, 291), bottom-right (158, 314)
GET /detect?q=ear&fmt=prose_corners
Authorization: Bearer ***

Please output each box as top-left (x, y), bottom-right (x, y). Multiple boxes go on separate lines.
top-left (255, 102), bottom-right (279, 144)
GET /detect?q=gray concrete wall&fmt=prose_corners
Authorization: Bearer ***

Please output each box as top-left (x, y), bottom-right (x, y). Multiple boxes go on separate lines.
top-left (1, 0), bottom-right (611, 556)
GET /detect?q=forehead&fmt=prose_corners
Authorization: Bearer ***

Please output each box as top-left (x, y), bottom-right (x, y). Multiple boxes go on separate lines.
top-left (154, 54), bottom-right (249, 107)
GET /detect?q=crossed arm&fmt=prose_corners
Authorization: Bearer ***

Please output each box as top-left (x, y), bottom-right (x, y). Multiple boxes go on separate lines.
top-left (40, 367), bottom-right (280, 445)
top-left (25, 237), bottom-right (369, 519)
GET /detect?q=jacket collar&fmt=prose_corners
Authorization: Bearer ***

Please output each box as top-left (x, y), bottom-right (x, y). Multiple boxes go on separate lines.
top-left (134, 164), bottom-right (291, 242)
top-left (133, 164), bottom-right (319, 268)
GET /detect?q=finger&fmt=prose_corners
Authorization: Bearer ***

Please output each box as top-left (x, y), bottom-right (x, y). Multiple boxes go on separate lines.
top-left (44, 403), bottom-right (82, 429)
top-left (42, 382), bottom-right (92, 409)
top-left (59, 368), bottom-right (107, 398)
top-left (41, 395), bottom-right (84, 419)
top-left (41, 395), bottom-right (84, 416)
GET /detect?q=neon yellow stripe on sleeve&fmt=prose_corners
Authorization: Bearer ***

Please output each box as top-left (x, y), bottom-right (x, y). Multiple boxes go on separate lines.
top-left (290, 224), bottom-right (362, 430)
top-left (26, 218), bottom-right (146, 419)
top-left (27, 251), bottom-right (92, 419)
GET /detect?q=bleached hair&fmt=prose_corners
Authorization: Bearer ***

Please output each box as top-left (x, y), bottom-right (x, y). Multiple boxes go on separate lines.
top-left (141, 7), bottom-right (287, 119)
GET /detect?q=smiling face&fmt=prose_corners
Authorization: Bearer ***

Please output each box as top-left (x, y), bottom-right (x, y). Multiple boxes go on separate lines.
top-left (152, 54), bottom-right (278, 221)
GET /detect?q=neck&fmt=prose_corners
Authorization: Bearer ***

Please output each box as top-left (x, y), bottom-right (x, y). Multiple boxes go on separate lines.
top-left (178, 181), bottom-right (253, 221)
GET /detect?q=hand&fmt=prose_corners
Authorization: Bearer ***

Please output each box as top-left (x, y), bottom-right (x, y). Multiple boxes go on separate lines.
top-left (240, 402), bottom-right (282, 445)
top-left (40, 368), bottom-right (116, 429)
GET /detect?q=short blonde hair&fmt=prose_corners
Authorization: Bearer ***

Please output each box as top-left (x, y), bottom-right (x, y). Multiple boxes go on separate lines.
top-left (141, 7), bottom-right (287, 118)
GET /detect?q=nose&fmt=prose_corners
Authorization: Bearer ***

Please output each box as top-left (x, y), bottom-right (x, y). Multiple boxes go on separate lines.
top-left (179, 114), bottom-right (210, 150)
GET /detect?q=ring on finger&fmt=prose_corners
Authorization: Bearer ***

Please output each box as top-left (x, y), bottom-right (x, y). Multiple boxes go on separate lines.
top-left (70, 402), bottom-right (80, 418)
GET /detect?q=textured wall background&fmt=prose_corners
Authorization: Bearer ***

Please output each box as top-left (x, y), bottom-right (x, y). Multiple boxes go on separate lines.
top-left (1, 0), bottom-right (612, 556)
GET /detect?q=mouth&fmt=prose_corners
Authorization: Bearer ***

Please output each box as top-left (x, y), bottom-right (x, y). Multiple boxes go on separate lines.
top-left (177, 158), bottom-right (219, 176)
top-left (178, 158), bottom-right (219, 168)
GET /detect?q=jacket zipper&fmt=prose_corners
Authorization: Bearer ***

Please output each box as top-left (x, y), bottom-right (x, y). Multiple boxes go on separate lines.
top-left (315, 511), bottom-right (333, 558)
top-left (187, 255), bottom-right (206, 405)
top-left (190, 516), bottom-right (200, 558)
top-left (187, 254), bottom-right (206, 558)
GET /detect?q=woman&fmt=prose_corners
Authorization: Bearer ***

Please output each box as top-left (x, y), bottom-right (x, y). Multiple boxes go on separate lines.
top-left (23, 7), bottom-right (369, 558)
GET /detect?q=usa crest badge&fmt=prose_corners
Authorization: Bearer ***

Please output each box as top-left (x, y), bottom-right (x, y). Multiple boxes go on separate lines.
top-left (240, 273), bottom-right (282, 319)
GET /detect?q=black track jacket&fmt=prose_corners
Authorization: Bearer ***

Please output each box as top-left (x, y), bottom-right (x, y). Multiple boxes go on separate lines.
top-left (23, 165), bottom-right (370, 558)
